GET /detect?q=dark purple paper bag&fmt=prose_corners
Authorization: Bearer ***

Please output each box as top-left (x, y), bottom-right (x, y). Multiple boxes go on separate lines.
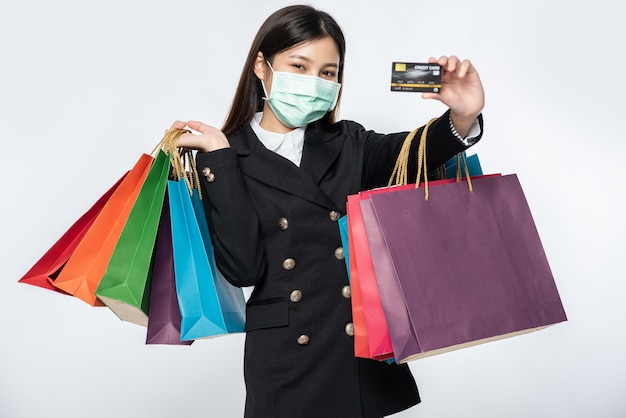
top-left (146, 195), bottom-right (192, 345)
top-left (369, 174), bottom-right (567, 362)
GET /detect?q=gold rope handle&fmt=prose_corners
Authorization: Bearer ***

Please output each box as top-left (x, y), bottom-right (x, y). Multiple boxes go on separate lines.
top-left (458, 152), bottom-right (473, 193)
top-left (387, 118), bottom-right (438, 187)
top-left (387, 128), bottom-right (418, 187)
top-left (152, 128), bottom-right (202, 198)
top-left (414, 118), bottom-right (438, 200)
top-left (388, 118), bottom-right (474, 201)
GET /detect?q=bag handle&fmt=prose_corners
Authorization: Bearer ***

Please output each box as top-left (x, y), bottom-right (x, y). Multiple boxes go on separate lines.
top-left (152, 129), bottom-right (202, 198)
top-left (387, 118), bottom-right (473, 200)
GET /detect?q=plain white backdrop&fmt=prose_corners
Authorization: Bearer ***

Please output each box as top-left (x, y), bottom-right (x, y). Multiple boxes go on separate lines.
top-left (1, 1), bottom-right (624, 417)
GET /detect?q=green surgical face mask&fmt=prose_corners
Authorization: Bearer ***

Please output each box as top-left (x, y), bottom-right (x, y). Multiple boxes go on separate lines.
top-left (261, 61), bottom-right (341, 128)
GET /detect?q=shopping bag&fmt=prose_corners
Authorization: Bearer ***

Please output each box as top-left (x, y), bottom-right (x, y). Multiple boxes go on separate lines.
top-left (337, 215), bottom-right (350, 280)
top-left (53, 153), bottom-right (154, 305)
top-left (356, 178), bottom-right (483, 362)
top-left (356, 149), bottom-right (487, 362)
top-left (189, 184), bottom-right (246, 334)
top-left (358, 197), bottom-right (419, 362)
top-left (432, 151), bottom-right (483, 180)
top-left (346, 194), bottom-right (394, 360)
top-left (18, 173), bottom-right (127, 293)
top-left (146, 193), bottom-right (192, 345)
top-left (343, 122), bottom-right (484, 361)
top-left (96, 149), bottom-right (170, 326)
top-left (367, 123), bottom-right (567, 363)
top-left (168, 178), bottom-right (246, 341)
top-left (344, 203), bottom-right (371, 359)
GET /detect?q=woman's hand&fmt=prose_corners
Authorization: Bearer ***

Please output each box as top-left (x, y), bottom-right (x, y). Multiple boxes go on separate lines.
top-left (422, 55), bottom-right (485, 137)
top-left (168, 120), bottom-right (230, 152)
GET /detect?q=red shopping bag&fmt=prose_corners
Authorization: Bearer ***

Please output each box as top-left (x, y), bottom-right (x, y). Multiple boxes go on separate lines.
top-left (345, 202), bottom-right (371, 359)
top-left (346, 194), bottom-right (394, 361)
top-left (18, 173), bottom-right (127, 293)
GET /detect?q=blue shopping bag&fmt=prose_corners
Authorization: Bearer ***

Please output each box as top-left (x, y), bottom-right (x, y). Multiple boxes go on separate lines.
top-left (168, 179), bottom-right (245, 341)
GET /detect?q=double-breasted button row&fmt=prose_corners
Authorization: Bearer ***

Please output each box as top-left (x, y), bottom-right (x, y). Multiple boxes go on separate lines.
top-left (202, 167), bottom-right (215, 183)
top-left (282, 258), bottom-right (296, 271)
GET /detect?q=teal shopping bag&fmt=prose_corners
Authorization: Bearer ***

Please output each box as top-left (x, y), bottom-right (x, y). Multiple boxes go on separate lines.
top-left (168, 179), bottom-right (245, 341)
top-left (190, 189), bottom-right (246, 333)
top-left (441, 152), bottom-right (483, 179)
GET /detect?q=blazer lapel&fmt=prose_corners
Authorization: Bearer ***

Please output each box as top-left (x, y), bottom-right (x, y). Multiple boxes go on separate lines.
top-left (299, 125), bottom-right (345, 184)
top-left (232, 126), bottom-right (337, 210)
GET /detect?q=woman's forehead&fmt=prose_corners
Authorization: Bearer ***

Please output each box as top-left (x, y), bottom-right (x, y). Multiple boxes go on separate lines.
top-left (277, 37), bottom-right (340, 65)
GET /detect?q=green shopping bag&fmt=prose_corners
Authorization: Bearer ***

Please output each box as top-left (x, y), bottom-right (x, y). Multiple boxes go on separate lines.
top-left (96, 149), bottom-right (171, 326)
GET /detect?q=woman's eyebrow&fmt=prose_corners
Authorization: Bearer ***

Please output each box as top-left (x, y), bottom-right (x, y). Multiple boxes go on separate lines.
top-left (288, 54), bottom-right (338, 68)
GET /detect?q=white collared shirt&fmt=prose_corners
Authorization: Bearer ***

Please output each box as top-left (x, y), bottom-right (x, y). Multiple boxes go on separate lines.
top-left (251, 112), bottom-right (306, 167)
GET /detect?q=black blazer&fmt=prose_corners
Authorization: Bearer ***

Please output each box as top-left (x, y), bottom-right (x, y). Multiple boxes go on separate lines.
top-left (197, 111), bottom-right (481, 418)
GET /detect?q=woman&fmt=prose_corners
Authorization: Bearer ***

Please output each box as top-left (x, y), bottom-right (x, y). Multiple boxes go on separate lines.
top-left (171, 5), bottom-right (484, 417)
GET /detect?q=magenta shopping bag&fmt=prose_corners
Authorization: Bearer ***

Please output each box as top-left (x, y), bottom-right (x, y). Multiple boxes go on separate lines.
top-left (369, 174), bottom-right (567, 363)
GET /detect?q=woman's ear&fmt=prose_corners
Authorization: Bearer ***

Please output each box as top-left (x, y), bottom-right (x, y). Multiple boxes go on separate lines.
top-left (253, 52), bottom-right (266, 80)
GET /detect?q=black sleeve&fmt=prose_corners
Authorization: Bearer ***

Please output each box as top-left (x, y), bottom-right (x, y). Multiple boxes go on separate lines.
top-left (195, 147), bottom-right (267, 287)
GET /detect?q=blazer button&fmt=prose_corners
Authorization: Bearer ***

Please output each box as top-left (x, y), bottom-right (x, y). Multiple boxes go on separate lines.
top-left (334, 247), bottom-right (345, 260)
top-left (202, 167), bottom-right (215, 183)
top-left (329, 210), bottom-right (341, 222)
top-left (278, 217), bottom-right (289, 231)
top-left (282, 258), bottom-right (296, 271)
top-left (297, 335), bottom-right (310, 345)
top-left (290, 290), bottom-right (303, 303)
top-left (341, 285), bottom-right (351, 299)
top-left (345, 323), bottom-right (355, 337)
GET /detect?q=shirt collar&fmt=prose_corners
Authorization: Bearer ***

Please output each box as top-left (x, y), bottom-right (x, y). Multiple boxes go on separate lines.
top-left (250, 112), bottom-right (306, 166)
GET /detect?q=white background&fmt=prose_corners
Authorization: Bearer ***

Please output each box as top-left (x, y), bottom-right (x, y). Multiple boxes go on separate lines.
top-left (1, 1), bottom-right (624, 417)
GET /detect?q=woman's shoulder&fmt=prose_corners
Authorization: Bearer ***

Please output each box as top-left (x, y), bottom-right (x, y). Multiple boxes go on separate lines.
top-left (329, 119), bottom-right (366, 133)
top-left (311, 119), bottom-right (371, 140)
top-left (323, 119), bottom-right (410, 144)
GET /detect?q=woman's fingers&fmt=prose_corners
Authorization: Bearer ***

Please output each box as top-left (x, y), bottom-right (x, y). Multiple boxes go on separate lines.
top-left (186, 120), bottom-right (214, 134)
top-left (168, 120), bottom-right (187, 131)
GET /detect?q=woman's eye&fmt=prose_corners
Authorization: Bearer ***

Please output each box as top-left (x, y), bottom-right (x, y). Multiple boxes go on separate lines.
top-left (322, 70), bottom-right (337, 78)
top-left (292, 64), bottom-right (305, 70)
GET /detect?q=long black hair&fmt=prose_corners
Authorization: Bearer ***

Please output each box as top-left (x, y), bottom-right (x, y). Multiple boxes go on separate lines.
top-left (221, 5), bottom-right (346, 136)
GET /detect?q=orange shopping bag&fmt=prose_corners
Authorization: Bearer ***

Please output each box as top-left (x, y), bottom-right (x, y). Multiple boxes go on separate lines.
top-left (53, 154), bottom-right (153, 305)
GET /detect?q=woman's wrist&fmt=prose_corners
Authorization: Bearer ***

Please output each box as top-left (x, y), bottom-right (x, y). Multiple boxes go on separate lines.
top-left (449, 111), bottom-right (479, 139)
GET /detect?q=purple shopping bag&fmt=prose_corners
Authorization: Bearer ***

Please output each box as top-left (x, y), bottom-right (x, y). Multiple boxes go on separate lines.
top-left (369, 174), bottom-right (567, 363)
top-left (359, 198), bottom-right (420, 362)
top-left (146, 194), bottom-right (192, 345)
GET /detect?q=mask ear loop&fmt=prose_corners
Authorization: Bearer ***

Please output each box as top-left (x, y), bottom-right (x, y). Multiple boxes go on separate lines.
top-left (259, 57), bottom-right (274, 100)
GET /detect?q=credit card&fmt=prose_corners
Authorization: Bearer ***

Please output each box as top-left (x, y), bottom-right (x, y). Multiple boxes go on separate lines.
top-left (390, 62), bottom-right (442, 93)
